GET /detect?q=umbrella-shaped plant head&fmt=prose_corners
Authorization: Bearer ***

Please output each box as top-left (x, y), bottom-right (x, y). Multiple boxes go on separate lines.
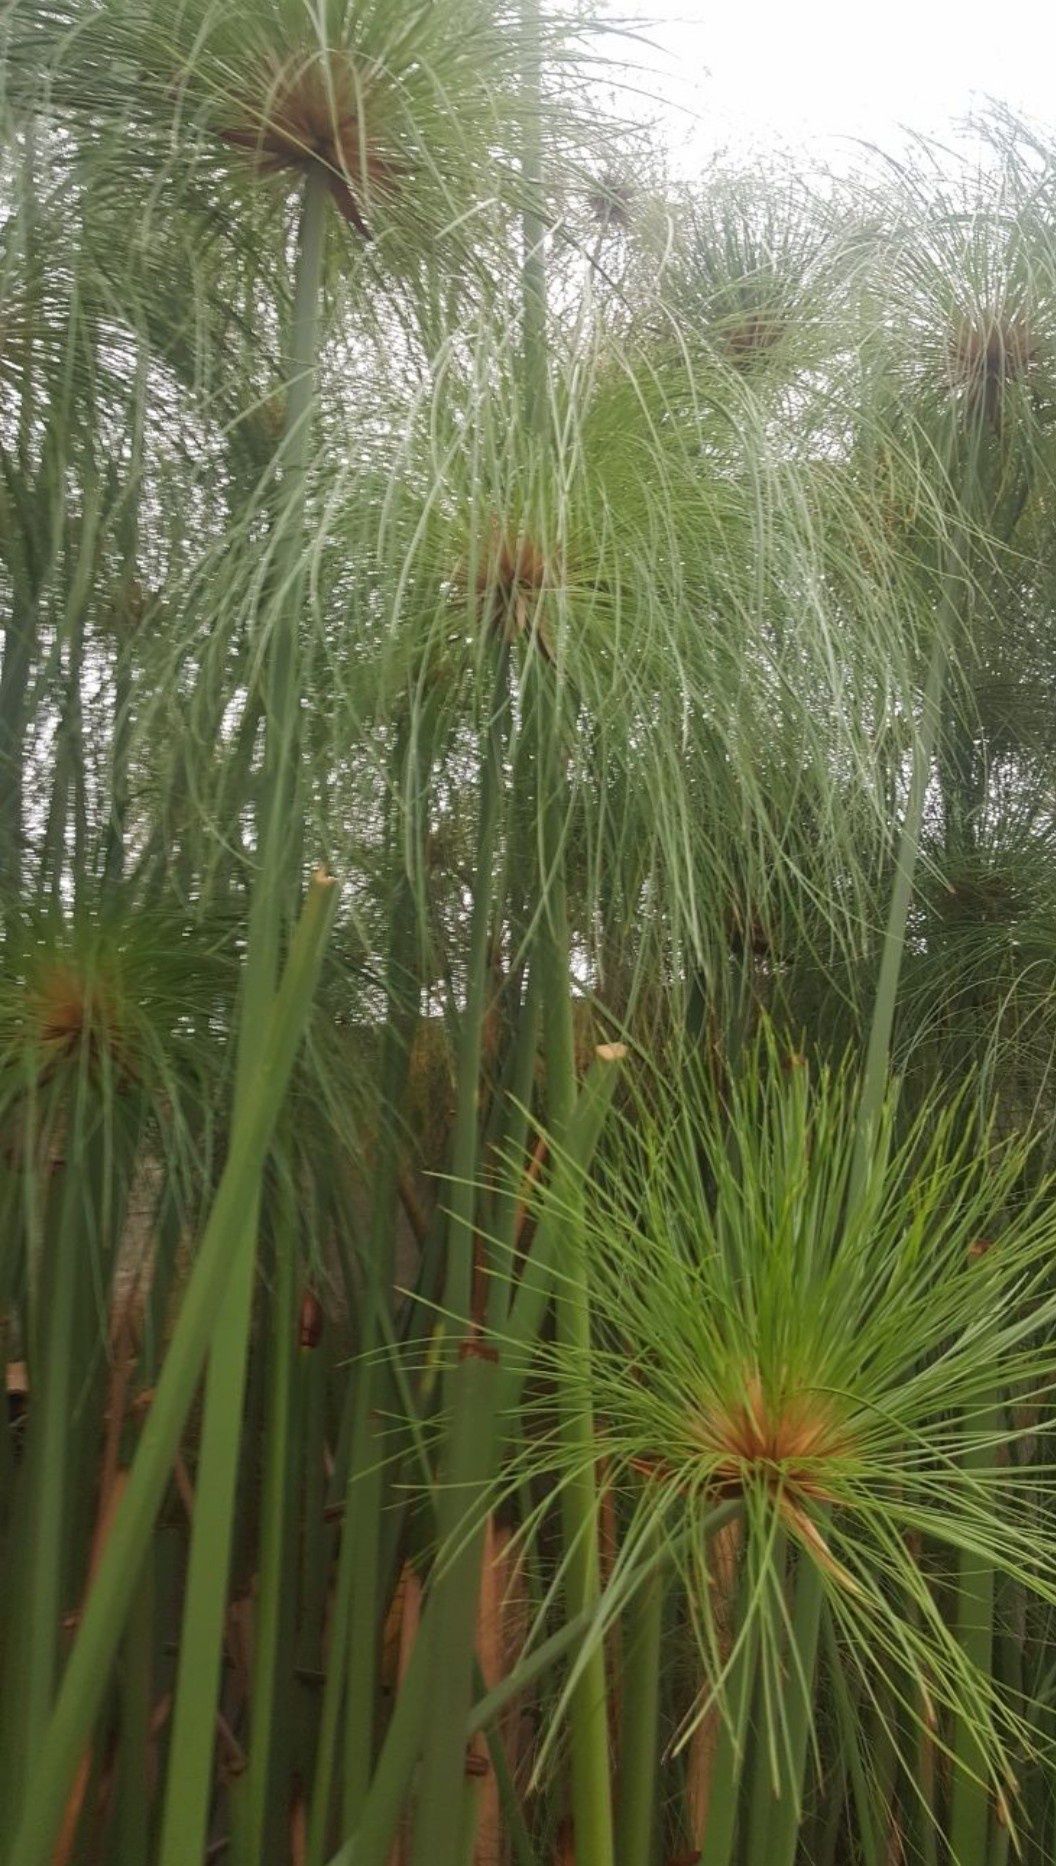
top-left (651, 168), bottom-right (845, 391)
top-left (8, 0), bottom-right (537, 272)
top-left (809, 118), bottom-right (1056, 1119)
top-left (347, 314), bottom-right (940, 1051)
top-left (858, 122), bottom-right (1056, 485)
top-left (0, 896), bottom-right (233, 1211)
top-left (2, 0), bottom-right (578, 544)
top-left (0, 891), bottom-right (236, 1817)
top-left (505, 1037), bottom-right (1056, 1828)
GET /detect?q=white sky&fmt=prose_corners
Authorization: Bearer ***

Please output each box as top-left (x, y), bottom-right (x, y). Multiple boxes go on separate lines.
top-left (604, 2), bottom-right (1056, 169)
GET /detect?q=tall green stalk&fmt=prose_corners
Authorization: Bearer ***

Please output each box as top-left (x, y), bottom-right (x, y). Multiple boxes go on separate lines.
top-left (102, 341), bottom-right (148, 896)
top-left (157, 167), bottom-right (329, 1866)
top-left (762, 636), bottom-right (944, 1866)
top-left (752, 1543), bottom-right (827, 1866)
top-left (5, 868), bottom-right (337, 1866)
top-left (19, 1120), bottom-right (88, 1779)
top-left (696, 1577), bottom-right (759, 1866)
top-left (114, 1557), bottom-right (155, 1866)
top-left (534, 700), bottom-right (615, 1866)
top-left (307, 706), bottom-right (437, 1861)
top-left (325, 1049), bottom-right (625, 1866)
top-left (238, 1168), bottom-right (300, 1865)
top-left (948, 1396), bottom-right (1003, 1866)
top-left (409, 644), bottom-right (510, 1866)
top-left (772, 504), bottom-right (968, 1866)
top-left (518, 0), bottom-right (612, 1851)
top-left (848, 632), bottom-right (947, 1206)
top-left (0, 125), bottom-right (46, 894)
top-left (616, 1522), bottom-right (665, 1866)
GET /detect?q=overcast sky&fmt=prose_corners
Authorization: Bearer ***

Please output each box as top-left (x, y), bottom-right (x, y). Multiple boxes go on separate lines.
top-left (606, 2), bottom-right (1056, 168)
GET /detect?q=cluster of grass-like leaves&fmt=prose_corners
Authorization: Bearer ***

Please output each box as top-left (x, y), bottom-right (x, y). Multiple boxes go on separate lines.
top-left (499, 1039), bottom-right (1056, 1828)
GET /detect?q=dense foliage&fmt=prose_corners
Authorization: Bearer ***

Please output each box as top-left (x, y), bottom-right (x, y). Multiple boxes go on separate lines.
top-left (4, 5), bottom-right (1056, 1863)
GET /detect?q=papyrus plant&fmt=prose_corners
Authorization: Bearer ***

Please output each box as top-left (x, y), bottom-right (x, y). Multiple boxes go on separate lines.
top-left (505, 1040), bottom-right (1056, 1864)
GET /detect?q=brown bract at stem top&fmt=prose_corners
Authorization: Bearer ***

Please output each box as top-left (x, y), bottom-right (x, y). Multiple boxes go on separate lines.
top-left (218, 50), bottom-right (405, 238)
top-left (688, 1371), bottom-right (852, 1505)
top-left (27, 960), bottom-right (135, 1082)
top-left (946, 310), bottom-right (1038, 421)
top-left (632, 1369), bottom-right (860, 1589)
top-left (471, 520), bottom-right (558, 661)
